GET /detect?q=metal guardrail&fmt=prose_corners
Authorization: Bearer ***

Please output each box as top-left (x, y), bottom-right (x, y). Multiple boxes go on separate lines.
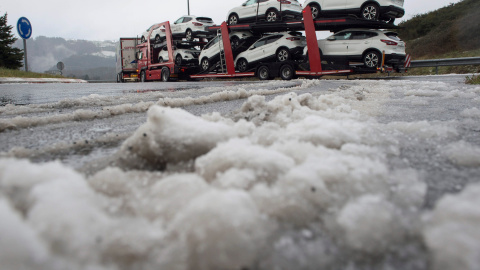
top-left (410, 57), bottom-right (480, 74)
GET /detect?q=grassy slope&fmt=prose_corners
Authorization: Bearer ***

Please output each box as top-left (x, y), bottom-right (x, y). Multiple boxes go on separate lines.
top-left (0, 67), bottom-right (65, 79)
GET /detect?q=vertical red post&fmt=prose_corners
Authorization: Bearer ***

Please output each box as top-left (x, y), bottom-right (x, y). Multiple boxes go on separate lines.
top-left (164, 22), bottom-right (174, 67)
top-left (303, 7), bottom-right (322, 73)
top-left (220, 22), bottom-right (236, 75)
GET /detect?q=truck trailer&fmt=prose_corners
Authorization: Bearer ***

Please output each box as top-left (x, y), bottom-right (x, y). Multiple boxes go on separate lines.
top-left (116, 38), bottom-right (140, 82)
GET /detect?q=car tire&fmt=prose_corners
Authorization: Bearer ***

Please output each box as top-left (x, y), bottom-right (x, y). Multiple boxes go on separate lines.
top-left (140, 71), bottom-right (146, 82)
top-left (141, 36), bottom-right (146, 43)
top-left (280, 64), bottom-right (294, 80)
top-left (231, 36), bottom-right (240, 50)
top-left (363, 50), bottom-right (381, 68)
top-left (309, 4), bottom-right (321, 20)
top-left (361, 3), bottom-right (379, 20)
top-left (237, 58), bottom-right (248, 72)
top-left (159, 57), bottom-right (164, 63)
top-left (161, 67), bottom-right (170, 82)
top-left (155, 35), bottom-right (161, 43)
top-left (186, 29), bottom-right (193, 41)
top-left (228, 14), bottom-right (239, 25)
top-left (276, 48), bottom-right (290, 62)
top-left (266, 9), bottom-right (280, 22)
top-left (257, 65), bottom-right (271, 80)
top-left (201, 58), bottom-right (210, 72)
top-left (175, 55), bottom-right (183, 66)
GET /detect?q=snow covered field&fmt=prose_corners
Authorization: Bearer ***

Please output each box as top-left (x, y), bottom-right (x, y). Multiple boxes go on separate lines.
top-left (0, 77), bottom-right (479, 270)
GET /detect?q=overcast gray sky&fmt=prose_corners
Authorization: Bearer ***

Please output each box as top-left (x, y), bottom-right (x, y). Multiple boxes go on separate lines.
top-left (1, 0), bottom-right (463, 41)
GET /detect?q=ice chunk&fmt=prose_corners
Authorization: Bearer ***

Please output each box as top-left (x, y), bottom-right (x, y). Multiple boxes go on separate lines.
top-left (443, 141), bottom-right (480, 167)
top-left (117, 105), bottom-right (237, 170)
top-left (337, 195), bottom-right (404, 254)
top-left (423, 183), bottom-right (480, 270)
top-left (156, 189), bottom-right (273, 270)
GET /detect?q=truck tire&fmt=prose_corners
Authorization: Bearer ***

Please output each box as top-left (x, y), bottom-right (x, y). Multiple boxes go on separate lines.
top-left (257, 65), bottom-right (271, 80)
top-left (280, 64), bottom-right (294, 80)
top-left (161, 67), bottom-right (170, 82)
top-left (361, 3), bottom-right (379, 20)
top-left (140, 71), bottom-right (147, 82)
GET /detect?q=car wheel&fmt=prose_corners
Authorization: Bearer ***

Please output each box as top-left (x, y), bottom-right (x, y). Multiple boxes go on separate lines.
top-left (257, 66), bottom-right (270, 80)
top-left (186, 29), bottom-right (193, 41)
top-left (361, 3), bottom-right (379, 20)
top-left (309, 4), bottom-right (320, 20)
top-left (231, 36), bottom-right (240, 50)
top-left (175, 55), bottom-right (183, 66)
top-left (228, 14), bottom-right (239, 25)
top-left (266, 9), bottom-right (279, 22)
top-left (280, 64), bottom-right (294, 80)
top-left (140, 71), bottom-right (146, 82)
top-left (237, 58), bottom-right (248, 72)
top-left (155, 35), bottom-right (161, 43)
top-left (158, 57), bottom-right (164, 63)
top-left (277, 48), bottom-right (290, 62)
top-left (363, 51), bottom-right (381, 68)
top-left (201, 58), bottom-right (210, 71)
top-left (141, 36), bottom-right (146, 43)
top-left (161, 67), bottom-right (170, 82)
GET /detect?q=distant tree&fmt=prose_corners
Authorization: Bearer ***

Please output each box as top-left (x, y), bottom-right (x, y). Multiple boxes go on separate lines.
top-left (0, 12), bottom-right (24, 69)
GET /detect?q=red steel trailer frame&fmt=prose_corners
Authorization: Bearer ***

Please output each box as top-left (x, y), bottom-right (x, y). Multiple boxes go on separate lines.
top-left (191, 7), bottom-right (353, 80)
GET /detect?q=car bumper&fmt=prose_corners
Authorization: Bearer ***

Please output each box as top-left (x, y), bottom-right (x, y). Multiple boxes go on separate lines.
top-left (290, 46), bottom-right (306, 59)
top-left (385, 53), bottom-right (406, 65)
top-left (379, 5), bottom-right (405, 19)
top-left (281, 9), bottom-right (303, 20)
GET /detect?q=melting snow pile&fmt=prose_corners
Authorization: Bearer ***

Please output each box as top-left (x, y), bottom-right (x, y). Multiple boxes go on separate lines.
top-left (1, 82), bottom-right (480, 270)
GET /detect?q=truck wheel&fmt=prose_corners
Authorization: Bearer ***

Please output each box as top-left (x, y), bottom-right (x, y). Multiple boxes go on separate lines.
top-left (277, 48), bottom-right (290, 62)
top-left (257, 66), bottom-right (271, 80)
top-left (236, 58), bottom-right (248, 72)
top-left (280, 64), bottom-right (294, 80)
top-left (266, 9), bottom-right (279, 22)
top-left (361, 3), bottom-right (379, 20)
top-left (228, 14), bottom-right (239, 25)
top-left (176, 55), bottom-right (183, 66)
top-left (161, 67), bottom-right (170, 82)
top-left (201, 58), bottom-right (210, 71)
top-left (363, 50), bottom-right (380, 68)
top-left (140, 71), bottom-right (146, 82)
top-left (186, 29), bottom-right (193, 41)
top-left (309, 4), bottom-right (320, 20)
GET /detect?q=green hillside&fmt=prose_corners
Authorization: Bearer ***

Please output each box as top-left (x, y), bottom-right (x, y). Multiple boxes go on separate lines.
top-left (397, 0), bottom-right (480, 59)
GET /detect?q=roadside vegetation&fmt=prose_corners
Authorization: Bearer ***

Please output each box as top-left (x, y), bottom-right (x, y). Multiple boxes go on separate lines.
top-left (466, 74), bottom-right (480, 84)
top-left (0, 67), bottom-right (65, 78)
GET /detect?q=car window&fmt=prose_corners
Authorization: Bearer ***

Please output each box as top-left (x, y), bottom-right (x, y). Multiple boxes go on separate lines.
top-left (266, 35), bottom-right (282, 44)
top-left (333, 32), bottom-right (352, 40)
top-left (351, 32), bottom-right (372, 40)
top-left (245, 0), bottom-right (257, 6)
top-left (197, 17), bottom-right (213, 23)
top-left (174, 18), bottom-right (183, 24)
top-left (252, 38), bottom-right (268, 48)
top-left (183, 17), bottom-right (192, 23)
top-left (385, 32), bottom-right (401, 41)
top-left (205, 36), bottom-right (220, 49)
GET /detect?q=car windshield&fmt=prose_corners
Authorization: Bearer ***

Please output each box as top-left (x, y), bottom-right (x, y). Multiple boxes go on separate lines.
top-left (197, 17), bottom-right (214, 23)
